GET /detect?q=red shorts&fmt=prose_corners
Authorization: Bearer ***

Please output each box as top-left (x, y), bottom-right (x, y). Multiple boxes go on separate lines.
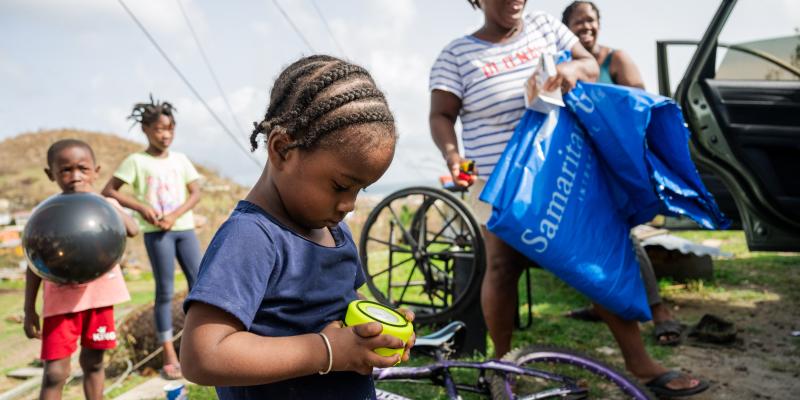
top-left (41, 306), bottom-right (117, 361)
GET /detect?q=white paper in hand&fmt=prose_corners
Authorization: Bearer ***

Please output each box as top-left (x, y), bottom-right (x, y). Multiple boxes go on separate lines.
top-left (524, 54), bottom-right (565, 113)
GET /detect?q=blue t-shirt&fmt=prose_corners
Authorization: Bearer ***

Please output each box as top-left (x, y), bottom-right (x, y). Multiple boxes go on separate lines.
top-left (184, 200), bottom-right (374, 399)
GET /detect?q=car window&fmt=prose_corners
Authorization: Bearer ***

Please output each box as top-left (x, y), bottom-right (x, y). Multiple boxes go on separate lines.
top-left (715, 0), bottom-right (799, 81)
top-left (716, 35), bottom-right (800, 80)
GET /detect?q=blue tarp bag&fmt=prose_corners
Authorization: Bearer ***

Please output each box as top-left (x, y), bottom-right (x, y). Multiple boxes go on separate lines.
top-left (564, 83), bottom-right (729, 229)
top-left (480, 81), bottom-right (729, 321)
top-left (480, 108), bottom-right (652, 321)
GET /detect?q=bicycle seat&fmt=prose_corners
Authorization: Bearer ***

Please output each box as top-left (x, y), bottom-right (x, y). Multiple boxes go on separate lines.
top-left (414, 321), bottom-right (466, 349)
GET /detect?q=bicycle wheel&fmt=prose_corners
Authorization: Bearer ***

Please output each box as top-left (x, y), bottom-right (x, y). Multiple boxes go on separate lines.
top-left (490, 346), bottom-right (654, 400)
top-left (358, 186), bottom-right (485, 324)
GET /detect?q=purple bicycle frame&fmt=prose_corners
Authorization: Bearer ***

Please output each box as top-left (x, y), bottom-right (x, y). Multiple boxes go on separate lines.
top-left (373, 359), bottom-right (577, 399)
top-left (373, 350), bottom-right (649, 400)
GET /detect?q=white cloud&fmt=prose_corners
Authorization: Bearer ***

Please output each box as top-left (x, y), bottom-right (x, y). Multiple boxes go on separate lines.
top-left (0, 52), bottom-right (24, 81)
top-left (366, 0), bottom-right (416, 24)
top-left (2, 0), bottom-right (204, 35)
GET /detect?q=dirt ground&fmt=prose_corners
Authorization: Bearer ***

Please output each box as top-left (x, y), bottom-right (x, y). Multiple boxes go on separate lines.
top-left (657, 260), bottom-right (800, 399)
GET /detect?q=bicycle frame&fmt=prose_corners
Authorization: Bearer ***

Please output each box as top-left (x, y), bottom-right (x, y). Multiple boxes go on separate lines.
top-left (373, 349), bottom-right (583, 399)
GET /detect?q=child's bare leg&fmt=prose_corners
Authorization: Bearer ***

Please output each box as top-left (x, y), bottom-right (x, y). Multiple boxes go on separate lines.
top-left (41, 357), bottom-right (70, 400)
top-left (162, 340), bottom-right (183, 378)
top-left (163, 340), bottom-right (179, 365)
top-left (79, 348), bottom-right (105, 400)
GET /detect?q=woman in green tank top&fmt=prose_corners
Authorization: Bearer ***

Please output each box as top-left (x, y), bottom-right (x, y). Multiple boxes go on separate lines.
top-left (562, 1), bottom-right (645, 88)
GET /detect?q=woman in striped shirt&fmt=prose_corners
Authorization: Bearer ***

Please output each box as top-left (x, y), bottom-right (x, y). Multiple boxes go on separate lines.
top-left (429, 0), bottom-right (708, 397)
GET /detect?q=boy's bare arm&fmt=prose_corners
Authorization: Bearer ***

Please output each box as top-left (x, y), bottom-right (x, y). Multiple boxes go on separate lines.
top-left (23, 268), bottom-right (42, 339)
top-left (120, 211), bottom-right (139, 237)
top-left (181, 302), bottom-right (404, 386)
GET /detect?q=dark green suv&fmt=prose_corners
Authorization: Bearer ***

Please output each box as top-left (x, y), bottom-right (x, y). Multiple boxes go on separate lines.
top-left (657, 0), bottom-right (800, 251)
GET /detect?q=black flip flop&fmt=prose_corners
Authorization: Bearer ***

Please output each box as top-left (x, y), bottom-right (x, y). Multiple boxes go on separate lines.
top-left (688, 314), bottom-right (736, 344)
top-left (645, 370), bottom-right (709, 398)
top-left (653, 319), bottom-right (685, 346)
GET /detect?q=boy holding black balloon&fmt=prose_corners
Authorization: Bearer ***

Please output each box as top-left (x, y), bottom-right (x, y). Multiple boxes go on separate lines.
top-left (23, 139), bottom-right (138, 400)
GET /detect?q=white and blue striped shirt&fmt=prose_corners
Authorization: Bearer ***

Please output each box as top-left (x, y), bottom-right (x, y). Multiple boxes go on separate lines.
top-left (430, 11), bottom-right (578, 176)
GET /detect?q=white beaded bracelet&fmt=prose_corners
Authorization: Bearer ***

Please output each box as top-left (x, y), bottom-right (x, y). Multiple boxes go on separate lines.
top-left (317, 332), bottom-right (333, 375)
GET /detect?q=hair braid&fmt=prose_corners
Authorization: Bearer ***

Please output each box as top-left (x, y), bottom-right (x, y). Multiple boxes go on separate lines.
top-left (294, 62), bottom-right (370, 112)
top-left (127, 94), bottom-right (176, 128)
top-left (251, 55), bottom-right (395, 155)
top-left (292, 86), bottom-right (385, 132)
top-left (250, 57), bottom-right (335, 149)
top-left (302, 108), bottom-right (394, 149)
top-left (265, 58), bottom-right (332, 118)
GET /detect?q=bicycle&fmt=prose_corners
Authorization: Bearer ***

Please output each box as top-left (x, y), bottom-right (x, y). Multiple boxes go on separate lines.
top-left (359, 186), bottom-right (653, 398)
top-left (358, 186), bottom-right (484, 324)
top-left (357, 186), bottom-right (532, 326)
top-left (373, 321), bottom-right (654, 399)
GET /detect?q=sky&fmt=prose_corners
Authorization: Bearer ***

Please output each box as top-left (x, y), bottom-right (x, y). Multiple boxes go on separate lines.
top-left (1, 0), bottom-right (798, 193)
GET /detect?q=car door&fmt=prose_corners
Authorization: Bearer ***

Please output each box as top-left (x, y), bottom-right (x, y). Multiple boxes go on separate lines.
top-left (660, 0), bottom-right (800, 251)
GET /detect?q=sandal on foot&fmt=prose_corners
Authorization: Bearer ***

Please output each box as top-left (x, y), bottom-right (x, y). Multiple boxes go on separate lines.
top-left (654, 319), bottom-right (685, 346)
top-left (645, 370), bottom-right (709, 398)
top-left (160, 363), bottom-right (183, 380)
top-left (564, 306), bottom-right (602, 323)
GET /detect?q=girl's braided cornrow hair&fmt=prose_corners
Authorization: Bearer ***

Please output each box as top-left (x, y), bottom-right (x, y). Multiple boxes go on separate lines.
top-left (250, 55), bottom-right (395, 153)
top-left (127, 94), bottom-right (176, 128)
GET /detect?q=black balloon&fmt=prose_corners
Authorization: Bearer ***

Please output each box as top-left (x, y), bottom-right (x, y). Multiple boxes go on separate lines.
top-left (23, 193), bottom-right (127, 284)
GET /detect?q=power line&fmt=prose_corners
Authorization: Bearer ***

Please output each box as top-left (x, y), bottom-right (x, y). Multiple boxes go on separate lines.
top-left (310, 0), bottom-right (349, 59)
top-left (175, 0), bottom-right (250, 145)
top-left (271, 0), bottom-right (315, 52)
top-left (116, 0), bottom-right (262, 168)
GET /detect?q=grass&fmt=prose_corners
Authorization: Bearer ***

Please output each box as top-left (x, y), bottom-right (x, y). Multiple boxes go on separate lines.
top-left (104, 374), bottom-right (148, 398)
top-left (187, 384), bottom-right (218, 399)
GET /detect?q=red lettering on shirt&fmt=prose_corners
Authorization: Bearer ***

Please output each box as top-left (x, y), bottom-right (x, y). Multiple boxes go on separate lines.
top-left (502, 55), bottom-right (516, 69)
top-left (480, 45), bottom-right (543, 78)
top-left (482, 62), bottom-right (499, 78)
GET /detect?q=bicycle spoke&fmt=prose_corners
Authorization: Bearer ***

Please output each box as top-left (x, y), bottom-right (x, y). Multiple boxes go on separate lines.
top-left (368, 257), bottom-right (414, 279)
top-left (389, 281), bottom-right (426, 287)
top-left (427, 249), bottom-right (475, 259)
top-left (429, 288), bottom-right (449, 304)
top-left (387, 203), bottom-right (418, 248)
top-left (392, 299), bottom-right (448, 310)
top-left (395, 259), bottom-right (421, 306)
top-left (431, 202), bottom-right (462, 239)
top-left (421, 259), bottom-right (440, 307)
top-left (367, 236), bottom-right (413, 253)
top-left (386, 221), bottom-right (396, 302)
top-left (426, 213), bottom-right (460, 245)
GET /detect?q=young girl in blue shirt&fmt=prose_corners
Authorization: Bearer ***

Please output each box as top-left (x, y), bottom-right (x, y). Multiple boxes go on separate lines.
top-left (180, 55), bottom-right (414, 399)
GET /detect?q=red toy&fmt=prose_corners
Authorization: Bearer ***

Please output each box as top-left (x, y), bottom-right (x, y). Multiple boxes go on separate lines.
top-left (457, 160), bottom-right (477, 184)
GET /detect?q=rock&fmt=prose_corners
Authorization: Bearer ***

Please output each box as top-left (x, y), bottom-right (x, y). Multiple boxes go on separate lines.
top-left (5, 313), bottom-right (23, 323)
top-left (594, 346), bottom-right (617, 356)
